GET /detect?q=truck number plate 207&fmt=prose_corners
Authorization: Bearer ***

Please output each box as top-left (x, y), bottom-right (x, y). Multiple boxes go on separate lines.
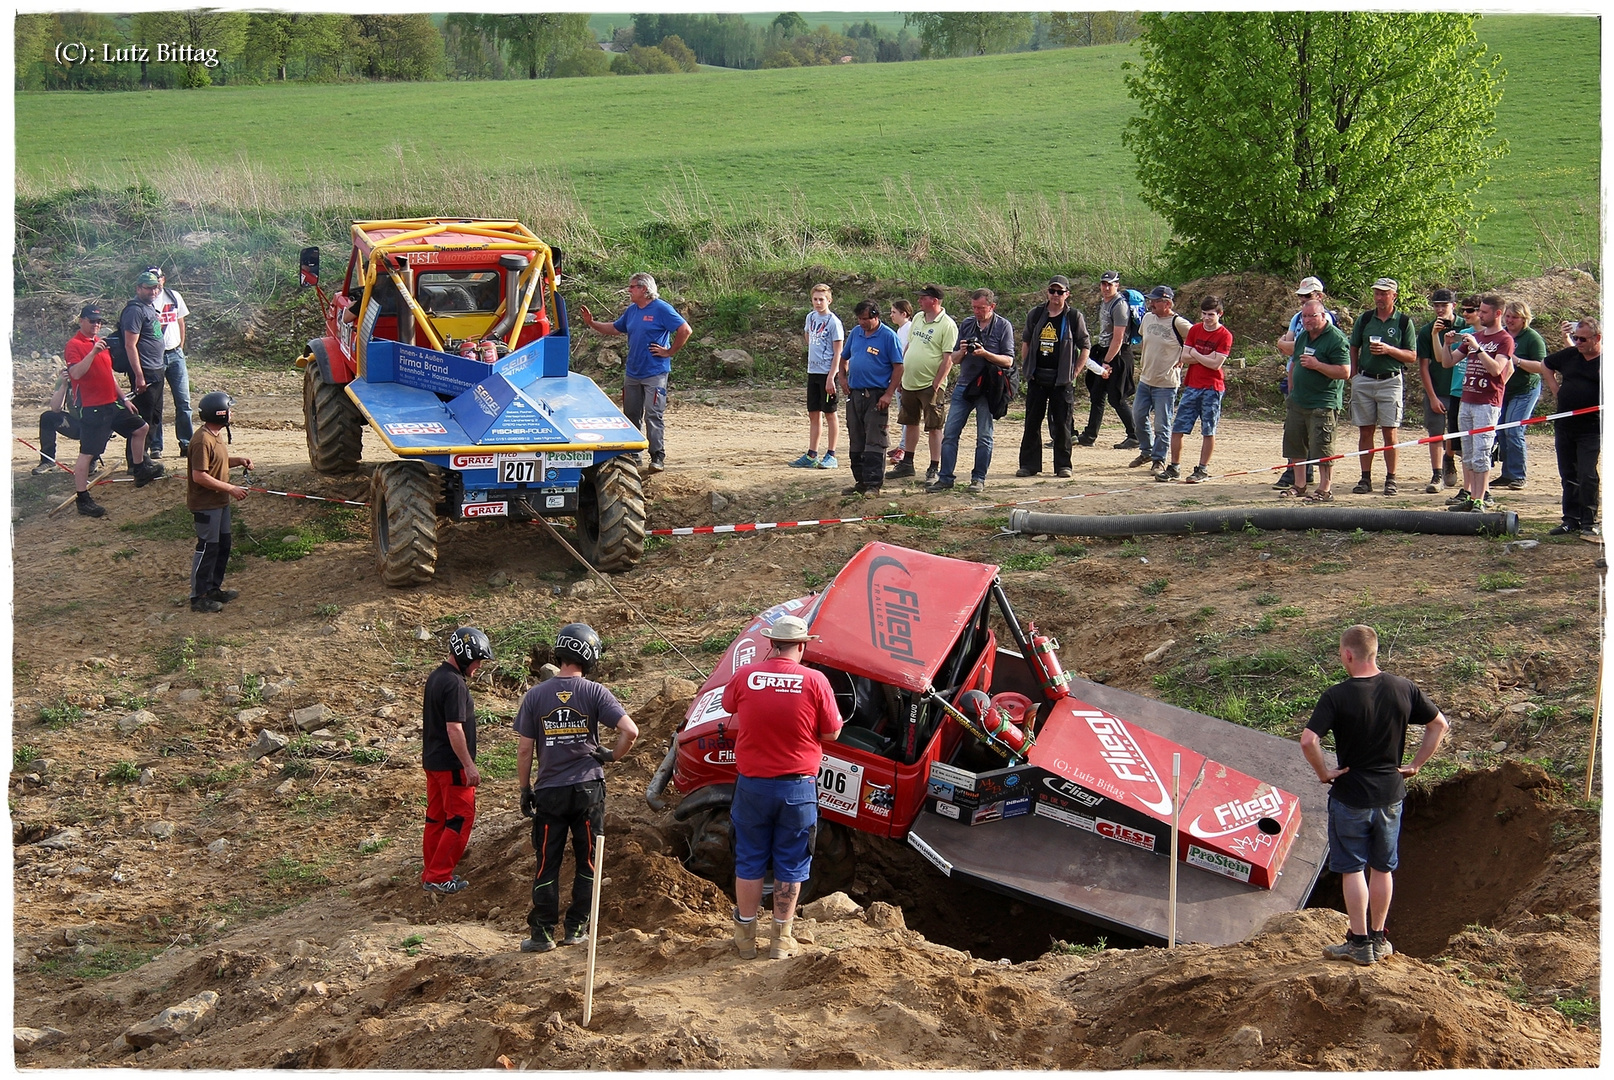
top-left (499, 459), bottom-right (537, 484)
top-left (817, 754), bottom-right (863, 817)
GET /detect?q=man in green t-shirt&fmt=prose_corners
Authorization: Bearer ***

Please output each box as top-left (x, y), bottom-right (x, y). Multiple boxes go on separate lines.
top-left (1347, 278), bottom-right (1417, 496)
top-left (1282, 300), bottom-right (1351, 502)
top-left (887, 284), bottom-right (958, 484)
top-left (1415, 288), bottom-right (1460, 492)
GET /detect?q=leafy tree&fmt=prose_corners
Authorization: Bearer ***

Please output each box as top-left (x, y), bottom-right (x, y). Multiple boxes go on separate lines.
top-left (243, 13), bottom-right (350, 81)
top-left (627, 44), bottom-right (679, 75)
top-left (351, 14), bottom-right (443, 80)
top-left (904, 12), bottom-right (1033, 57)
top-left (610, 52), bottom-right (643, 76)
top-left (14, 13), bottom-right (58, 89)
top-left (553, 45), bottom-right (612, 78)
top-left (1123, 12), bottom-right (1506, 290)
top-left (133, 9), bottom-right (248, 87)
top-left (657, 35), bottom-right (700, 73)
top-left (1045, 12), bottom-right (1142, 48)
top-left (772, 12), bottom-right (809, 39)
top-left (484, 14), bottom-right (592, 79)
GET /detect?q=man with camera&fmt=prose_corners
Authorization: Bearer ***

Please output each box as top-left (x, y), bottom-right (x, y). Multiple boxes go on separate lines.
top-left (927, 289), bottom-right (1016, 494)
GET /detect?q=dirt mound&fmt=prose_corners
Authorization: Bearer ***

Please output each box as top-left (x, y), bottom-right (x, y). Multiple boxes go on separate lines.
top-left (1177, 272), bottom-right (1328, 343)
top-left (1499, 267), bottom-right (1600, 325)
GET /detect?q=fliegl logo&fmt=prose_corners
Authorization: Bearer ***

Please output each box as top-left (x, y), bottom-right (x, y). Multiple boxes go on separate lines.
top-left (864, 554), bottom-right (925, 668)
top-left (1042, 776), bottom-right (1105, 808)
top-left (1085, 716), bottom-right (1173, 814)
top-left (1190, 788), bottom-right (1286, 839)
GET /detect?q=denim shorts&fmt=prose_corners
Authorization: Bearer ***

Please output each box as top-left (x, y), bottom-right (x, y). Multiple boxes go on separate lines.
top-left (731, 773), bottom-right (818, 883)
top-left (1172, 387), bottom-right (1224, 436)
top-left (1326, 797), bottom-right (1402, 875)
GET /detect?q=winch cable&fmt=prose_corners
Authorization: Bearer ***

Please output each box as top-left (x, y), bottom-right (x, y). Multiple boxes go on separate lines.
top-left (530, 513), bottom-right (709, 683)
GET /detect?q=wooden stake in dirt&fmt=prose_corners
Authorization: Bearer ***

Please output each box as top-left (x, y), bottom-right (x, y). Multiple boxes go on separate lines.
top-left (46, 461), bottom-right (120, 518)
top-left (1167, 753), bottom-right (1180, 949)
top-left (582, 832), bottom-right (605, 1028)
top-left (1586, 573), bottom-right (1604, 802)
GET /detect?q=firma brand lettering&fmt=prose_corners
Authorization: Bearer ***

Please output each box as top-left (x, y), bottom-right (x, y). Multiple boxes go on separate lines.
top-left (865, 554), bottom-right (925, 667)
top-left (747, 671), bottom-right (804, 693)
top-left (1084, 716), bottom-right (1173, 814)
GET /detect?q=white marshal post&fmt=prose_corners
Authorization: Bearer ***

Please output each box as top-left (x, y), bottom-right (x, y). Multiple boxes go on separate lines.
top-left (582, 832), bottom-right (606, 1027)
top-left (1168, 752), bottom-right (1181, 948)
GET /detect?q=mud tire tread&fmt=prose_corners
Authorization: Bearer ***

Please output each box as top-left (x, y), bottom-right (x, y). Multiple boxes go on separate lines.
top-left (304, 361), bottom-right (363, 473)
top-left (577, 455), bottom-right (646, 573)
top-left (372, 461), bottom-right (439, 587)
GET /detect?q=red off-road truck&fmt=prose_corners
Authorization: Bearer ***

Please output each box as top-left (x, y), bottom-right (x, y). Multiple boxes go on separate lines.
top-left (646, 542), bottom-right (1329, 946)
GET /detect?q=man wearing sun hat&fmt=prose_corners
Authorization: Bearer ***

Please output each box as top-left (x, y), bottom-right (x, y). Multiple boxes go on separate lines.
top-left (721, 614), bottom-right (843, 960)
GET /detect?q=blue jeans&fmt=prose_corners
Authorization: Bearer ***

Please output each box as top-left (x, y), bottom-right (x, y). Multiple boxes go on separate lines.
top-left (938, 383), bottom-right (994, 485)
top-left (154, 348), bottom-right (193, 454)
top-left (1498, 384), bottom-right (1541, 482)
top-left (1133, 382), bottom-right (1175, 462)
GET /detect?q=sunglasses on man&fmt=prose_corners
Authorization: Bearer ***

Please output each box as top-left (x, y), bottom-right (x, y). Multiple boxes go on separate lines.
top-left (1047, 287), bottom-right (1067, 295)
top-left (1571, 335), bottom-right (1592, 344)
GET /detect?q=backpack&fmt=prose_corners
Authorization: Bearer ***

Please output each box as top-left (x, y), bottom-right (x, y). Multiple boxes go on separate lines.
top-left (105, 308), bottom-right (133, 375)
top-left (1121, 288), bottom-right (1146, 346)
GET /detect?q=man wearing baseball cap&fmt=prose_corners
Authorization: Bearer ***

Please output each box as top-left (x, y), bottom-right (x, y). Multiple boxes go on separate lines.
top-left (1015, 275), bottom-right (1090, 478)
top-left (145, 266), bottom-right (193, 460)
top-left (120, 271), bottom-right (169, 465)
top-left (1416, 288), bottom-right (1461, 492)
top-left (1080, 270), bottom-right (1138, 449)
top-left (1347, 278), bottom-right (1417, 496)
top-left (1273, 277), bottom-right (1335, 489)
top-left (721, 614), bottom-right (843, 960)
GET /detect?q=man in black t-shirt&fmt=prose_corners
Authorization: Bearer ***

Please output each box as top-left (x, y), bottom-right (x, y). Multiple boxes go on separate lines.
top-left (421, 628), bottom-right (493, 895)
top-left (1301, 625), bottom-right (1448, 965)
top-left (1542, 318), bottom-right (1602, 539)
top-left (514, 623), bottom-right (638, 952)
top-left (120, 272), bottom-right (168, 461)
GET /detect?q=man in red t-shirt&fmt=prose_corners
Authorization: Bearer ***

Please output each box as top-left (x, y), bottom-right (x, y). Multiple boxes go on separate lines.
top-left (1450, 293), bottom-right (1515, 512)
top-left (63, 304), bottom-right (161, 517)
top-left (721, 614), bottom-right (843, 959)
top-left (1159, 295), bottom-right (1232, 484)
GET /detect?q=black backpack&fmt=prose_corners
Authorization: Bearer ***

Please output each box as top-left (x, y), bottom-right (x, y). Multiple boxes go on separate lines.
top-left (105, 303), bottom-right (137, 374)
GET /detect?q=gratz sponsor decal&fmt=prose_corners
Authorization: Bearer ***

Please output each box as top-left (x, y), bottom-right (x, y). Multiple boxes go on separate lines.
top-left (1084, 715), bottom-right (1173, 814)
top-left (1095, 818), bottom-right (1156, 851)
top-left (384, 421), bottom-right (448, 435)
top-left (863, 554), bottom-right (925, 668)
top-left (463, 501), bottom-right (508, 518)
top-left (747, 670), bottom-right (805, 693)
top-left (451, 453), bottom-right (497, 469)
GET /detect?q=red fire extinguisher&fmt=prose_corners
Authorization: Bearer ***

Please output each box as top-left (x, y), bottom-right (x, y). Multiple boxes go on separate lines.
top-left (980, 692), bottom-right (1033, 755)
top-left (1026, 622), bottom-right (1072, 701)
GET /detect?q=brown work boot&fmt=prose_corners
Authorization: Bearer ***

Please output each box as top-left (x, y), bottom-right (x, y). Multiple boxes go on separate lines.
top-left (732, 912), bottom-right (758, 959)
top-left (769, 917), bottom-right (799, 959)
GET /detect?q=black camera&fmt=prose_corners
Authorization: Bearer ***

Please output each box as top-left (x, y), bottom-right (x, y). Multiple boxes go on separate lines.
top-left (961, 338), bottom-right (981, 354)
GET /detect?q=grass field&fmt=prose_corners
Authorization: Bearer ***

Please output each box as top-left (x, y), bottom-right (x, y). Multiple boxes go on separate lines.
top-left (14, 14), bottom-right (1598, 283)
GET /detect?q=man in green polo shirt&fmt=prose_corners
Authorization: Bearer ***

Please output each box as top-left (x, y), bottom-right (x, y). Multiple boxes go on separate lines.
top-left (1416, 288), bottom-right (1460, 492)
top-left (887, 284), bottom-right (958, 484)
top-left (1283, 300), bottom-right (1351, 502)
top-left (1347, 278), bottom-right (1417, 496)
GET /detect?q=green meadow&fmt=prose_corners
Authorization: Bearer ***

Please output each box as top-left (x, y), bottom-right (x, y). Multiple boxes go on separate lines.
top-left (14, 14), bottom-right (1598, 283)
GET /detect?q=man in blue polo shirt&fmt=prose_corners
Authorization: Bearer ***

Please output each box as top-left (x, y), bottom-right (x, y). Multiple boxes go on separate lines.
top-left (577, 272), bottom-right (691, 474)
top-left (831, 300), bottom-right (904, 497)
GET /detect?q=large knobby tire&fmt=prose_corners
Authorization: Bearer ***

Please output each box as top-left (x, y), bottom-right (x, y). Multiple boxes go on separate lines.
top-left (303, 361), bottom-right (363, 473)
top-left (576, 455), bottom-right (646, 573)
top-left (371, 461), bottom-right (439, 587)
top-left (683, 806), bottom-right (735, 886)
